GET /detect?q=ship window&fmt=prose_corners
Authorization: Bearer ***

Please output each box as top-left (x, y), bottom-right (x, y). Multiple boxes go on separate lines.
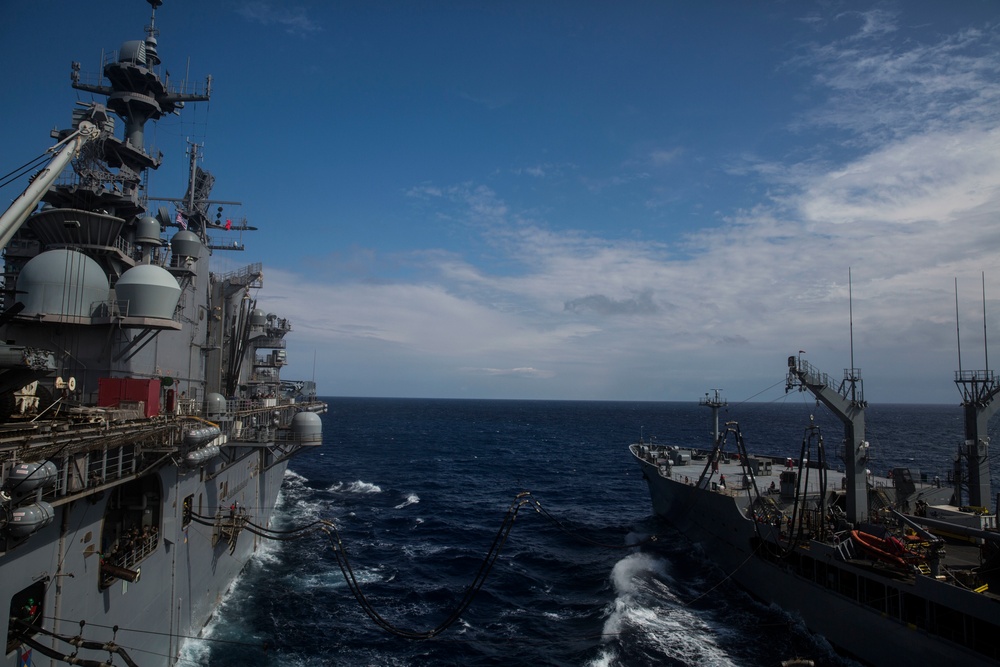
top-left (885, 587), bottom-right (900, 619)
top-left (930, 602), bottom-right (966, 644)
top-left (972, 616), bottom-right (1000, 661)
top-left (6, 580), bottom-right (45, 654)
top-left (901, 592), bottom-right (926, 629)
top-left (815, 561), bottom-right (829, 589)
top-left (837, 569), bottom-right (857, 600)
top-left (861, 577), bottom-right (886, 613)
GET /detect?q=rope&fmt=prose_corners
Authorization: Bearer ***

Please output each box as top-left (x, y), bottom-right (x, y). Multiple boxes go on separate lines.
top-left (10, 618), bottom-right (139, 667)
top-left (64, 491), bottom-right (661, 654)
top-left (320, 490), bottom-right (532, 639)
top-left (525, 496), bottom-right (662, 549)
top-left (0, 152), bottom-right (52, 190)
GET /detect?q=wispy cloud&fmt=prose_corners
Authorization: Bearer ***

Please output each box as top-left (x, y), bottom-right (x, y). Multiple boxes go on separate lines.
top-left (460, 366), bottom-right (556, 379)
top-left (262, 7), bottom-right (1000, 402)
top-left (237, 1), bottom-right (322, 35)
top-left (791, 10), bottom-right (1000, 143)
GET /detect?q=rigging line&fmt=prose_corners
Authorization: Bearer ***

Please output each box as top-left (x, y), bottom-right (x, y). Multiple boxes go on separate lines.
top-left (40, 615), bottom-right (269, 652)
top-left (22, 620), bottom-right (249, 667)
top-left (184, 515), bottom-right (320, 543)
top-left (11, 619), bottom-right (140, 667)
top-left (187, 509), bottom-right (324, 535)
top-left (320, 492), bottom-right (531, 640)
top-left (0, 152), bottom-right (52, 189)
top-left (681, 538), bottom-right (766, 608)
top-left (526, 498), bottom-right (662, 549)
top-left (242, 523), bottom-right (321, 541)
top-left (731, 378), bottom-right (788, 405)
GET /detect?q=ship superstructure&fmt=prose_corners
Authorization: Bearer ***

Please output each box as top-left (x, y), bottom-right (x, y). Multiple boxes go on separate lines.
top-left (0, 2), bottom-right (326, 665)
top-left (632, 356), bottom-right (1000, 666)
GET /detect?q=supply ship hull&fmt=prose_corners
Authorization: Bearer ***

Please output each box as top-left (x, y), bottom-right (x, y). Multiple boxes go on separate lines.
top-left (632, 359), bottom-right (1000, 666)
top-left (0, 2), bottom-right (326, 665)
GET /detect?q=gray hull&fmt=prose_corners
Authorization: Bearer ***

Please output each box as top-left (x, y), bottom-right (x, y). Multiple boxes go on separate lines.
top-left (634, 445), bottom-right (1000, 666)
top-left (2, 452), bottom-right (289, 665)
top-left (0, 4), bottom-right (328, 665)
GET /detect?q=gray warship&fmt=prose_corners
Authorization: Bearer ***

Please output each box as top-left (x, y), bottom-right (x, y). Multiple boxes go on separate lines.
top-left (631, 356), bottom-right (1000, 666)
top-left (0, 1), bottom-right (327, 665)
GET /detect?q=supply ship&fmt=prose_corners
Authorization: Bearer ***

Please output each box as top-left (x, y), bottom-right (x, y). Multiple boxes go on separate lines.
top-left (0, 1), bottom-right (326, 664)
top-left (631, 355), bottom-right (1000, 666)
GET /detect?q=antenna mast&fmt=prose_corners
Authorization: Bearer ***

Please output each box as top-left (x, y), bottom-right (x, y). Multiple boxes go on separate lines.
top-left (983, 272), bottom-right (989, 373)
top-left (956, 278), bottom-right (963, 374)
top-left (848, 268), bottom-right (857, 402)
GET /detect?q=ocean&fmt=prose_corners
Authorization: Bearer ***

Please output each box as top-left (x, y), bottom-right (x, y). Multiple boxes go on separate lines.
top-left (179, 396), bottom-right (997, 666)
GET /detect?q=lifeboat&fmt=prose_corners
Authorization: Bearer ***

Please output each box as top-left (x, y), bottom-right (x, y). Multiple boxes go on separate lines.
top-left (850, 529), bottom-right (923, 569)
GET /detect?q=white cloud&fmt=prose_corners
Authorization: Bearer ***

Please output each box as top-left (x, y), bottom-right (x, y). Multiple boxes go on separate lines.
top-left (257, 6), bottom-right (1000, 403)
top-left (795, 128), bottom-right (1000, 226)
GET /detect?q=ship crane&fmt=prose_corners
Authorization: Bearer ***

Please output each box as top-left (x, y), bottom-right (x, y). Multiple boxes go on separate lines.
top-left (0, 106), bottom-right (108, 249)
top-left (785, 355), bottom-right (869, 525)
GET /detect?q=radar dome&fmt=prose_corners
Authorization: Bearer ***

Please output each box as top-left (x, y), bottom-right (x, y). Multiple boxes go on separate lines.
top-left (135, 216), bottom-right (161, 245)
top-left (250, 309), bottom-right (267, 326)
top-left (170, 230), bottom-right (202, 260)
top-left (17, 249), bottom-right (109, 317)
top-left (115, 265), bottom-right (181, 319)
top-left (205, 392), bottom-right (226, 418)
top-left (290, 411), bottom-right (323, 444)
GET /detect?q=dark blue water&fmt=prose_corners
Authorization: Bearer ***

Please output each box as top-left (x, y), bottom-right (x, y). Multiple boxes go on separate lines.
top-left (180, 397), bottom-right (998, 666)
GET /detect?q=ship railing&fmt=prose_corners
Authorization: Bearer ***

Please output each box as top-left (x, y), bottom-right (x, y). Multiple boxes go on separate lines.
top-left (77, 51), bottom-right (211, 99)
top-left (99, 531), bottom-right (158, 588)
top-left (955, 369), bottom-right (996, 382)
top-left (218, 263), bottom-right (263, 289)
top-left (793, 358), bottom-right (834, 389)
top-left (114, 234), bottom-right (137, 259)
top-left (44, 444), bottom-right (139, 499)
top-left (111, 531), bottom-right (158, 569)
top-left (254, 338), bottom-right (287, 349)
top-left (274, 428), bottom-right (322, 445)
top-left (100, 298), bottom-right (181, 323)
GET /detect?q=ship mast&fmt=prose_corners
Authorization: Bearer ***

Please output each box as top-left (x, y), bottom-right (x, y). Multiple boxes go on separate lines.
top-left (699, 389), bottom-right (727, 444)
top-left (785, 274), bottom-right (868, 524)
top-left (953, 274), bottom-right (997, 508)
top-left (786, 355), bottom-right (868, 524)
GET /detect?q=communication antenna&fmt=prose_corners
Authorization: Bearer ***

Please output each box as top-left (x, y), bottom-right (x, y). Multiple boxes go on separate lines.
top-left (983, 272), bottom-right (990, 372)
top-left (848, 268), bottom-right (857, 402)
top-left (956, 278), bottom-right (963, 374)
top-left (849, 269), bottom-right (855, 368)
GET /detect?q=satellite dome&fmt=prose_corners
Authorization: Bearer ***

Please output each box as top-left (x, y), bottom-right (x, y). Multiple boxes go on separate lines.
top-left (170, 230), bottom-right (202, 260)
top-left (205, 392), bottom-right (226, 418)
top-left (250, 309), bottom-right (267, 326)
top-left (135, 216), bottom-right (161, 245)
top-left (290, 411), bottom-right (323, 443)
top-left (17, 249), bottom-right (109, 317)
top-left (115, 265), bottom-right (181, 319)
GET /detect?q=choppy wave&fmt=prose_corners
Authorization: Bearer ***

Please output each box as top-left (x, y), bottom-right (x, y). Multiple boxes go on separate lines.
top-left (329, 480), bottom-right (383, 494)
top-left (394, 493), bottom-right (420, 509)
top-left (195, 398), bottom-right (919, 666)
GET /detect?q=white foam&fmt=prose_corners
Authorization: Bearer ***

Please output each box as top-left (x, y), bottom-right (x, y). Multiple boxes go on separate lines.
top-left (595, 552), bottom-right (740, 666)
top-left (328, 480), bottom-right (382, 494)
top-left (284, 468), bottom-right (309, 485)
top-left (394, 493), bottom-right (420, 509)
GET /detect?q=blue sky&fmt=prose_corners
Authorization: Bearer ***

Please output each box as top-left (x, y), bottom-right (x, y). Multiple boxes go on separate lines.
top-left (3, 1), bottom-right (1000, 403)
